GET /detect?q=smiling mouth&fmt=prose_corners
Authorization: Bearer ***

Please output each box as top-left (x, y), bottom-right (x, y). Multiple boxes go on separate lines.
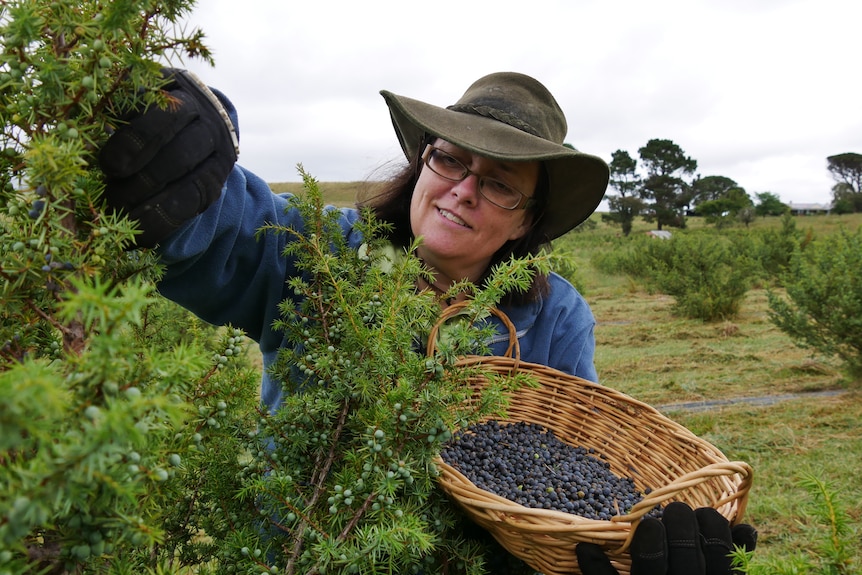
top-left (438, 208), bottom-right (470, 228)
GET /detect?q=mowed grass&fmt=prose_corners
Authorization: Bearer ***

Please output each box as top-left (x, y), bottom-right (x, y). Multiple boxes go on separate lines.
top-left (276, 181), bottom-right (862, 566)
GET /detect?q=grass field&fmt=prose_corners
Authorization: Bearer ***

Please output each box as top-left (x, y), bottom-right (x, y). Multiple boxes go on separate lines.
top-left (563, 212), bottom-right (862, 568)
top-left (275, 181), bottom-right (862, 568)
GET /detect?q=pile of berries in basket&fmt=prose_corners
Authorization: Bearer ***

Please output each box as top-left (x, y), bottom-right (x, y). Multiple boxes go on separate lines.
top-left (440, 420), bottom-right (663, 520)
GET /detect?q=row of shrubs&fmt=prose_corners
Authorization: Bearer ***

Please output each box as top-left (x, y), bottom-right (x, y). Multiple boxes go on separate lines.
top-left (559, 214), bottom-right (862, 380)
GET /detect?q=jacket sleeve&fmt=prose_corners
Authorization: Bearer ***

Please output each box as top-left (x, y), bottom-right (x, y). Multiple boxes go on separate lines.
top-left (155, 164), bottom-right (362, 346)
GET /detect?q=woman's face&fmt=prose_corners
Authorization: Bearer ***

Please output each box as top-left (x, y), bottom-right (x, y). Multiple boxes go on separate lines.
top-left (409, 140), bottom-right (540, 283)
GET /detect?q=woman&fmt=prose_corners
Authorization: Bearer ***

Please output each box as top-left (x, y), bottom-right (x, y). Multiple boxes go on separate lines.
top-left (101, 70), bottom-right (608, 410)
top-left (99, 70), bottom-right (754, 575)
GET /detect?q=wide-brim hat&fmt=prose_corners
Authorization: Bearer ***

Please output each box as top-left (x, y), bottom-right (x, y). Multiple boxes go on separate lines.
top-left (380, 72), bottom-right (609, 240)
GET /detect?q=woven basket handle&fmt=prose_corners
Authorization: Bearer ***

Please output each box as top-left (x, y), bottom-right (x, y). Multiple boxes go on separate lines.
top-left (426, 301), bottom-right (520, 360)
top-left (615, 460), bottom-right (754, 552)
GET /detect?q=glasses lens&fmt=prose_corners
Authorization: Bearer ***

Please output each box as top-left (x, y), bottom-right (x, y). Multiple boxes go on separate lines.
top-left (480, 178), bottom-right (523, 209)
top-left (427, 148), bottom-right (465, 180)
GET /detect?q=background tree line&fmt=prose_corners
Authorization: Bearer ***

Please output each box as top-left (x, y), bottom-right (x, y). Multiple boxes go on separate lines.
top-left (600, 140), bottom-right (862, 236)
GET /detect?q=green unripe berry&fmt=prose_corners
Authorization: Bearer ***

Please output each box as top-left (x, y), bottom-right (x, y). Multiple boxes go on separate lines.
top-left (90, 540), bottom-right (105, 556)
top-left (72, 544), bottom-right (91, 560)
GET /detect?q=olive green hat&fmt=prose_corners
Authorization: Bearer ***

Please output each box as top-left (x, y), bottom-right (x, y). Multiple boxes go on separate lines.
top-left (380, 72), bottom-right (609, 240)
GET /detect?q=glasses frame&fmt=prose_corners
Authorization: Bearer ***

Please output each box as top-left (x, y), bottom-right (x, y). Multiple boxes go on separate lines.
top-left (421, 145), bottom-right (535, 210)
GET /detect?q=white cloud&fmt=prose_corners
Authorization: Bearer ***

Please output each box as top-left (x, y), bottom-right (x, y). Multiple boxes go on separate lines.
top-left (178, 0), bottom-right (862, 205)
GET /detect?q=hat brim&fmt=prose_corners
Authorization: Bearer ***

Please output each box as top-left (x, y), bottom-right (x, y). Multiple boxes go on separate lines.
top-left (380, 90), bottom-right (609, 239)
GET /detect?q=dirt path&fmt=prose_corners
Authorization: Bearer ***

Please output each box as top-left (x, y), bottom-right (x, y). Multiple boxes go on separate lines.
top-left (655, 389), bottom-right (846, 413)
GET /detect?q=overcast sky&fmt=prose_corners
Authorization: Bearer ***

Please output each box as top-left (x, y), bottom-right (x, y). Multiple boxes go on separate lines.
top-left (178, 0), bottom-right (861, 207)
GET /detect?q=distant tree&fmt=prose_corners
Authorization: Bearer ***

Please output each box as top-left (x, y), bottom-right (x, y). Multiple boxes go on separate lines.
top-left (637, 139), bottom-right (697, 230)
top-left (602, 149), bottom-right (645, 236)
top-left (831, 182), bottom-right (862, 214)
top-left (696, 187), bottom-right (753, 227)
top-left (691, 175), bottom-right (739, 206)
top-left (826, 153), bottom-right (862, 193)
top-left (738, 206), bottom-right (756, 227)
top-left (605, 195), bottom-right (646, 236)
top-left (754, 192), bottom-right (789, 217)
top-left (826, 153), bottom-right (862, 213)
top-left (608, 149), bottom-right (640, 196)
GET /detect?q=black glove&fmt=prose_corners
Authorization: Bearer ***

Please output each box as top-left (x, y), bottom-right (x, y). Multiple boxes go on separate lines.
top-left (99, 69), bottom-right (239, 248)
top-left (575, 502), bottom-right (757, 575)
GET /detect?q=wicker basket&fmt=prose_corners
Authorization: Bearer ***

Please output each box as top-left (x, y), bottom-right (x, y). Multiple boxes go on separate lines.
top-left (430, 304), bottom-right (753, 575)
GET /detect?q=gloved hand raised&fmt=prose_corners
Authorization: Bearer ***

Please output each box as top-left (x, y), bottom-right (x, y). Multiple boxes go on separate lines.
top-left (99, 69), bottom-right (239, 248)
top-left (576, 502), bottom-right (757, 575)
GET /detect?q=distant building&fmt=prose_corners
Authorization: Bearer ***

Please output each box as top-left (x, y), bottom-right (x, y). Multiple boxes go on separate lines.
top-left (788, 202), bottom-right (832, 215)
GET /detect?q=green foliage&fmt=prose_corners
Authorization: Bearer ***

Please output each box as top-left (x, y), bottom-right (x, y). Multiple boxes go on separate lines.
top-left (732, 475), bottom-right (859, 575)
top-left (826, 153), bottom-right (862, 195)
top-left (749, 213), bottom-right (801, 283)
top-left (754, 192), bottom-right (789, 217)
top-left (691, 175), bottom-right (739, 205)
top-left (547, 247), bottom-right (585, 293)
top-left (767, 226), bottom-right (862, 378)
top-left (645, 234), bottom-right (756, 320)
top-left (0, 3), bottom-right (545, 574)
top-left (589, 232), bottom-right (755, 321)
top-left (696, 187), bottom-right (753, 228)
top-left (0, 2), bottom-right (266, 573)
top-left (238, 168), bottom-right (543, 575)
top-left (602, 195), bottom-right (645, 237)
top-left (603, 150), bottom-right (644, 236)
top-left (831, 183), bottom-right (862, 214)
top-left (637, 139), bottom-right (697, 230)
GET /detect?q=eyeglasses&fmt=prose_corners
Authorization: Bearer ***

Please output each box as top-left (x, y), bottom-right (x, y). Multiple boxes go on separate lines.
top-left (421, 145), bottom-right (535, 210)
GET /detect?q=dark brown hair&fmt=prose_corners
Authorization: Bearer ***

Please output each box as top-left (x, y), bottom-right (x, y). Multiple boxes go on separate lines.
top-left (359, 138), bottom-right (552, 306)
